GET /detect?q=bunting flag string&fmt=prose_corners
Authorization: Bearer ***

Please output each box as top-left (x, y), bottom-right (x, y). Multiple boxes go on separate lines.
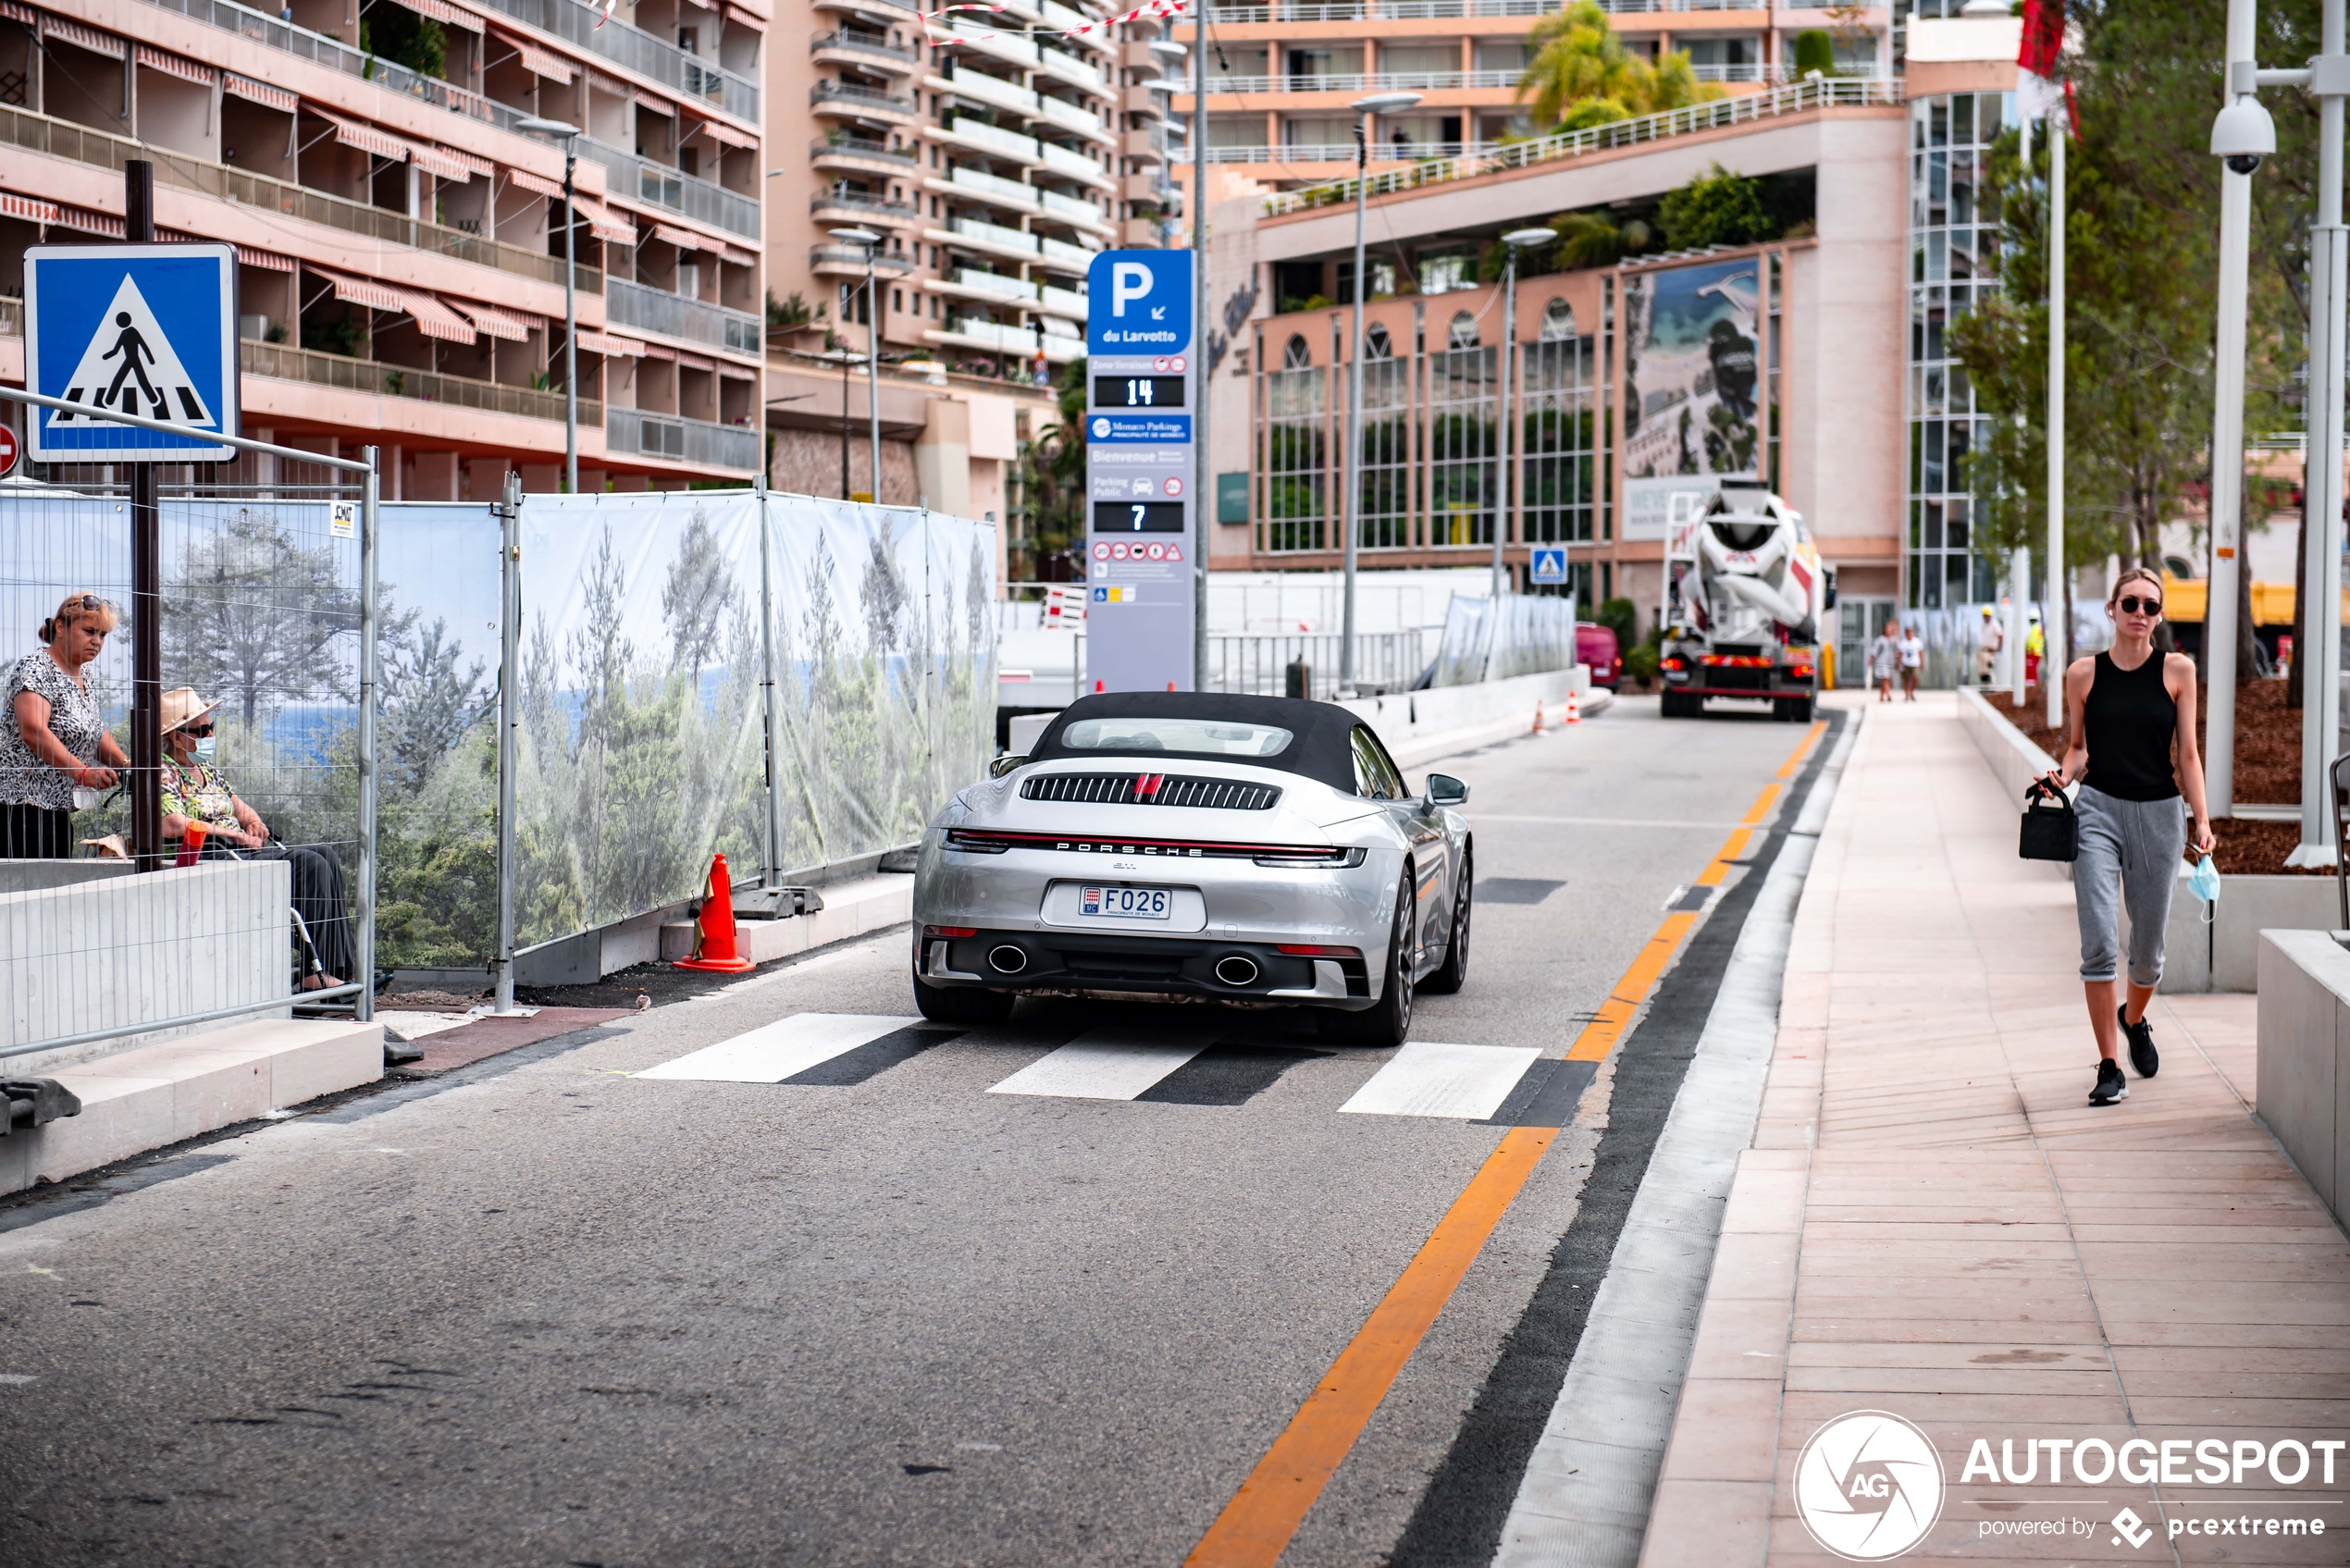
top-left (920, 0), bottom-right (1186, 44)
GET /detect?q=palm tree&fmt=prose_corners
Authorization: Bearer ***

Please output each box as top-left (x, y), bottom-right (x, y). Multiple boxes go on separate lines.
top-left (1516, 0), bottom-right (1724, 131)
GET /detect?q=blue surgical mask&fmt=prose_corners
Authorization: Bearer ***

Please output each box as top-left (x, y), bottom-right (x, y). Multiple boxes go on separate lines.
top-left (2188, 855), bottom-right (2220, 904)
top-left (193, 735), bottom-right (216, 762)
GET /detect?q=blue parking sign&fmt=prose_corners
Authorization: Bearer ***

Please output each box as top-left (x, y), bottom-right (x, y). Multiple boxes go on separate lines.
top-left (1086, 250), bottom-right (1192, 358)
top-left (1531, 547), bottom-right (1568, 585)
top-left (25, 242), bottom-right (239, 462)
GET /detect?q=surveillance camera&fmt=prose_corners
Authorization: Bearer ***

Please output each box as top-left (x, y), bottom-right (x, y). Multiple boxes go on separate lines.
top-left (2211, 95), bottom-right (2276, 173)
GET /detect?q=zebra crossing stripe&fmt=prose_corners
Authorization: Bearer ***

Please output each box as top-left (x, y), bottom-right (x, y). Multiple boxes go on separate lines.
top-left (635, 1013), bottom-right (922, 1083)
top-left (1337, 1042), bottom-right (1541, 1121)
top-left (985, 1028), bottom-right (1215, 1100)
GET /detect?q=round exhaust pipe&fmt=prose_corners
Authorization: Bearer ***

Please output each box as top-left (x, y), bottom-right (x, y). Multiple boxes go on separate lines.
top-left (988, 945), bottom-right (1029, 974)
top-left (1215, 955), bottom-right (1260, 987)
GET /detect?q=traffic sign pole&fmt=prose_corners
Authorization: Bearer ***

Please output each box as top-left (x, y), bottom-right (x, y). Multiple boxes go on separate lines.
top-left (126, 159), bottom-right (161, 873)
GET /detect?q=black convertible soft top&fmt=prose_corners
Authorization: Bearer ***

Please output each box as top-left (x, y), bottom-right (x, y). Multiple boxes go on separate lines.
top-left (1027, 691), bottom-right (1369, 794)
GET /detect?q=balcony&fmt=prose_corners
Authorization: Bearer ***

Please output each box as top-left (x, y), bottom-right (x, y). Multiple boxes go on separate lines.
top-left (1124, 129), bottom-right (1164, 163)
top-left (1037, 284), bottom-right (1087, 321)
top-left (938, 166), bottom-right (1041, 215)
top-left (577, 138), bottom-right (760, 240)
top-left (811, 136), bottom-right (922, 176)
top-left (932, 316), bottom-right (1040, 354)
top-left (812, 0), bottom-right (920, 16)
top-left (1038, 188), bottom-right (1112, 234)
top-left (811, 188), bottom-right (921, 228)
top-left (810, 81), bottom-right (921, 121)
top-left (607, 278), bottom-right (762, 357)
top-left (607, 407), bottom-right (761, 472)
top-left (0, 105), bottom-right (598, 294)
top-left (1034, 48), bottom-right (1105, 93)
top-left (939, 117), bottom-right (1044, 166)
top-left (1035, 96), bottom-right (1105, 139)
top-left (1038, 142), bottom-right (1112, 188)
top-left (1196, 69), bottom-right (1523, 96)
top-left (242, 340), bottom-right (600, 426)
top-left (810, 243), bottom-right (919, 278)
top-left (941, 267), bottom-right (1039, 302)
top-left (935, 21), bottom-right (1039, 70)
top-left (139, 0), bottom-right (526, 134)
top-left (936, 67), bottom-right (1041, 117)
top-left (933, 216), bottom-right (1041, 262)
top-left (810, 29), bottom-right (919, 73)
top-left (1045, 1), bottom-right (1113, 51)
top-left (1038, 235), bottom-right (1094, 271)
top-left (471, 0), bottom-right (758, 123)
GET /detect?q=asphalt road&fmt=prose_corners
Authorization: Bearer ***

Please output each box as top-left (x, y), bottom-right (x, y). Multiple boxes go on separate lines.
top-left (0, 696), bottom-right (1820, 1568)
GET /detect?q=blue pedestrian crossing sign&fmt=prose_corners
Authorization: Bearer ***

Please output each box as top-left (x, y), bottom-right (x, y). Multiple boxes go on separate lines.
top-left (1530, 547), bottom-right (1568, 585)
top-left (24, 242), bottom-right (239, 463)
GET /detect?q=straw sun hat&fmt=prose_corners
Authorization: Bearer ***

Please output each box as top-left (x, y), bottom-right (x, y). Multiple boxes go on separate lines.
top-left (159, 687), bottom-right (221, 736)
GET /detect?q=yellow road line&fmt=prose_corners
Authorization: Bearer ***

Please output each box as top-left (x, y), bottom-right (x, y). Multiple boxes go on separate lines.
top-left (1181, 719), bottom-right (1828, 1568)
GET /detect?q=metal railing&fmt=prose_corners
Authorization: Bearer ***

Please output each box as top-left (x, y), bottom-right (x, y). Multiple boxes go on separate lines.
top-left (1211, 0), bottom-right (1787, 16)
top-left (1200, 68), bottom-right (1528, 94)
top-left (0, 106), bottom-right (599, 293)
top-left (606, 278), bottom-right (762, 355)
top-left (577, 137), bottom-right (761, 239)
top-left (947, 267), bottom-right (1041, 302)
top-left (242, 340), bottom-right (600, 425)
top-left (812, 80), bottom-right (920, 115)
top-left (812, 135), bottom-right (921, 168)
top-left (1183, 142), bottom-right (1498, 163)
top-left (810, 28), bottom-right (919, 67)
top-left (469, 0), bottom-right (759, 122)
top-left (810, 242), bottom-right (918, 273)
top-left (140, 0), bottom-right (528, 132)
top-left (605, 407), bottom-right (762, 471)
top-left (1266, 76), bottom-right (1903, 213)
top-left (948, 116), bottom-right (1044, 163)
top-left (813, 189), bottom-right (921, 222)
top-left (1203, 631), bottom-right (1429, 699)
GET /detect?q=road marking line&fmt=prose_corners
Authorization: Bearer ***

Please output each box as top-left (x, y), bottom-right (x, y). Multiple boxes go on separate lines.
top-left (986, 1028), bottom-right (1214, 1100)
top-left (1181, 722), bottom-right (1824, 1568)
top-left (634, 1012), bottom-right (920, 1082)
top-left (1338, 1043), bottom-right (1541, 1121)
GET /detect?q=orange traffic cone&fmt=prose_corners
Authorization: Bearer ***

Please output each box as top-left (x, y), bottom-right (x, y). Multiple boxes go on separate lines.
top-left (1565, 689), bottom-right (1581, 725)
top-left (1531, 699), bottom-right (1545, 734)
top-left (675, 852), bottom-right (756, 972)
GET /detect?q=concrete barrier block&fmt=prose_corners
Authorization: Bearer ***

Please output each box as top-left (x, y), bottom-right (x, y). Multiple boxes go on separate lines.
top-left (659, 921), bottom-right (696, 960)
top-left (2257, 931), bottom-right (2347, 1216)
top-left (600, 910), bottom-right (662, 975)
top-left (26, 1074), bottom-right (175, 1183)
top-left (0, 1127), bottom-right (30, 1193)
top-left (2218, 880), bottom-right (2342, 992)
top-left (740, 918), bottom-right (811, 966)
top-left (123, 1046), bottom-right (275, 1141)
top-left (264, 1020), bottom-right (383, 1106)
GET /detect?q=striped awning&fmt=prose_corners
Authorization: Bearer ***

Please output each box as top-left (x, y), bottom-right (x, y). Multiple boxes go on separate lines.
top-left (43, 17), bottom-right (124, 56)
top-left (637, 340), bottom-right (676, 361)
top-left (309, 108), bottom-right (411, 163)
top-left (719, 241), bottom-right (758, 268)
top-left (135, 43), bottom-right (216, 85)
top-left (454, 300), bottom-right (539, 341)
top-left (686, 115), bottom-right (757, 151)
top-left (439, 146), bottom-right (497, 179)
top-left (408, 143), bottom-right (475, 181)
top-left (225, 74), bottom-right (298, 113)
top-left (234, 244), bottom-right (296, 272)
top-left (0, 2), bottom-right (35, 23)
top-left (56, 205), bottom-right (125, 238)
top-left (575, 329), bottom-right (645, 356)
top-left (304, 262), bottom-right (408, 315)
top-left (490, 26), bottom-right (574, 80)
top-left (397, 0), bottom-right (483, 31)
top-left (648, 222), bottom-right (705, 252)
top-left (0, 193), bottom-right (62, 224)
top-left (506, 167), bottom-right (565, 200)
top-left (674, 349), bottom-right (714, 372)
top-left (567, 192), bottom-right (636, 245)
top-left (398, 290), bottom-right (479, 343)
top-left (633, 92), bottom-right (674, 118)
top-left (724, 3), bottom-right (766, 31)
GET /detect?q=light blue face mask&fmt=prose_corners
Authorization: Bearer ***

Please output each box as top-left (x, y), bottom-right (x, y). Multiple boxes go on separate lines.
top-left (192, 735), bottom-right (216, 763)
top-left (2188, 854), bottom-right (2220, 905)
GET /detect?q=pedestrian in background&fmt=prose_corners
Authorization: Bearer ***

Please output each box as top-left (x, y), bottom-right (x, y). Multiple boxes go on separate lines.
top-left (1978, 607), bottom-right (2004, 685)
top-left (2043, 566), bottom-right (2216, 1107)
top-left (0, 592), bottom-right (132, 858)
top-left (1871, 620), bottom-right (1900, 703)
top-left (2024, 613), bottom-right (2045, 687)
top-left (1899, 623), bottom-right (1924, 700)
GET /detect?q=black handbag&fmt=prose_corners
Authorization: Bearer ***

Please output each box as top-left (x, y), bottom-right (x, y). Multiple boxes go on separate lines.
top-left (2020, 778), bottom-right (2078, 862)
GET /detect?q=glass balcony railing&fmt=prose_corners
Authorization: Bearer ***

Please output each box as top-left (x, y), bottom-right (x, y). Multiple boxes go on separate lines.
top-left (607, 407), bottom-right (761, 471)
top-left (812, 136), bottom-right (921, 168)
top-left (243, 340), bottom-right (599, 425)
top-left (471, 0), bottom-right (758, 122)
top-left (577, 138), bottom-right (760, 239)
top-left (606, 278), bottom-right (762, 355)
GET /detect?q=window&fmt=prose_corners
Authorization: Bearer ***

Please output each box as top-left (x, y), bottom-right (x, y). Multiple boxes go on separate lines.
top-left (1059, 717), bottom-right (1294, 757)
top-left (1365, 323), bottom-right (1391, 359)
top-left (1540, 298), bottom-right (1577, 341)
top-left (1448, 310), bottom-right (1480, 349)
top-left (1349, 728), bottom-right (1407, 799)
top-left (1283, 334), bottom-right (1312, 368)
top-left (1419, 251), bottom-right (1474, 295)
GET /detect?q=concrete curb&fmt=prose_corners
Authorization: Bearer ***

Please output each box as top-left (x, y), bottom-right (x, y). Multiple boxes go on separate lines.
top-left (1491, 709), bottom-right (1860, 1568)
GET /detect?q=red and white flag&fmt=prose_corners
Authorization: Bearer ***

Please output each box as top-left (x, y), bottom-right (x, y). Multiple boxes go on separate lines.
top-left (2016, 0), bottom-right (2071, 125)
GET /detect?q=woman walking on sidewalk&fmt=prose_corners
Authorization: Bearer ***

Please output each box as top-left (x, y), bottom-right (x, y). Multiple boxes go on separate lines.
top-left (2044, 566), bottom-right (2216, 1106)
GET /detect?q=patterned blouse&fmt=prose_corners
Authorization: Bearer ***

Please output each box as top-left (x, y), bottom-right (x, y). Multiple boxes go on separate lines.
top-left (160, 760), bottom-right (241, 837)
top-left (0, 650), bottom-right (106, 811)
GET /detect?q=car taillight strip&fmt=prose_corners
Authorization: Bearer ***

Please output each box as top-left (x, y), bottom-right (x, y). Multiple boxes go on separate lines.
top-left (946, 828), bottom-right (1342, 860)
top-left (1019, 772), bottom-right (1281, 809)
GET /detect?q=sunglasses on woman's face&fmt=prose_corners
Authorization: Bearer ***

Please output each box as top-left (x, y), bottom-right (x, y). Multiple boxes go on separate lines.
top-left (181, 723), bottom-right (213, 738)
top-left (2118, 595), bottom-right (2162, 616)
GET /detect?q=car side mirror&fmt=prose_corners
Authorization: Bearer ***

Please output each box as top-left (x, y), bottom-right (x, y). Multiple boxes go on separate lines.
top-left (1426, 773), bottom-right (1468, 806)
top-left (989, 754), bottom-right (1026, 780)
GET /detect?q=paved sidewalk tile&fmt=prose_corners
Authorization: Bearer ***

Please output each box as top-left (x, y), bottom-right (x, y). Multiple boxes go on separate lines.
top-left (1634, 697), bottom-right (2350, 1568)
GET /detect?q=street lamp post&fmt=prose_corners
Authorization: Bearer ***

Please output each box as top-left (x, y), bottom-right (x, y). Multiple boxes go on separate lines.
top-left (1495, 228), bottom-right (1555, 603)
top-left (1341, 91), bottom-right (1421, 694)
top-left (516, 117), bottom-right (582, 493)
top-left (832, 226), bottom-right (884, 504)
top-left (2203, 0), bottom-right (2265, 821)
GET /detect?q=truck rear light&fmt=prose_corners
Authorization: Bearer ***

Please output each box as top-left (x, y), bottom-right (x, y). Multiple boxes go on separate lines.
top-left (1661, 656), bottom-right (1685, 672)
top-left (1277, 944), bottom-right (1363, 957)
top-left (927, 926), bottom-right (978, 938)
top-left (1788, 664), bottom-right (1814, 679)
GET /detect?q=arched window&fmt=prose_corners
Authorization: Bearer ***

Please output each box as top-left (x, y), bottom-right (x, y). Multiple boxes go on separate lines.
top-left (1283, 334), bottom-right (1313, 368)
top-left (1448, 311), bottom-right (1480, 350)
top-left (1365, 324), bottom-right (1392, 359)
top-left (1540, 299), bottom-right (1577, 341)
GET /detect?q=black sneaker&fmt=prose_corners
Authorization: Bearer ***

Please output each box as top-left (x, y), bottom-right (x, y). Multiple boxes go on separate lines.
top-left (2089, 1058), bottom-right (2128, 1106)
top-left (2118, 1006), bottom-right (2159, 1079)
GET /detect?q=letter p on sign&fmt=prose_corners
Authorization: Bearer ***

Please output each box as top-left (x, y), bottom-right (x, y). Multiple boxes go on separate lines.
top-left (1112, 263), bottom-right (1153, 316)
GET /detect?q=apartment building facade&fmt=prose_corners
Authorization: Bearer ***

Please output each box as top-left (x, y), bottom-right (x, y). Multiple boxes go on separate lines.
top-left (0, 0), bottom-right (766, 493)
top-left (1174, 0), bottom-right (1892, 206)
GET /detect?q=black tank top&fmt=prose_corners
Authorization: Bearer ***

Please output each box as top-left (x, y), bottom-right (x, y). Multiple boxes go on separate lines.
top-left (2083, 649), bottom-right (2179, 802)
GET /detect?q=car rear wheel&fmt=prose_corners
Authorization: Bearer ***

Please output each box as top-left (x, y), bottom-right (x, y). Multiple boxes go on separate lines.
top-left (912, 963), bottom-right (1017, 1024)
top-left (1323, 877), bottom-right (1415, 1045)
top-left (1420, 853), bottom-right (1471, 995)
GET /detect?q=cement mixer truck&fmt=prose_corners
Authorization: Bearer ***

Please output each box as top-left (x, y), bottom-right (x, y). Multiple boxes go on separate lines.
top-left (1656, 482), bottom-right (1829, 723)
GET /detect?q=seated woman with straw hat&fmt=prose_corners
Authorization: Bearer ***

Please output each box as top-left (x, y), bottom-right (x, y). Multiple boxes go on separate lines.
top-left (159, 687), bottom-right (354, 992)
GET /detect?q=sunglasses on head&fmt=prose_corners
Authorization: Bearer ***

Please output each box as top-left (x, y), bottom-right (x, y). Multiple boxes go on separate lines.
top-left (2118, 594), bottom-right (2163, 616)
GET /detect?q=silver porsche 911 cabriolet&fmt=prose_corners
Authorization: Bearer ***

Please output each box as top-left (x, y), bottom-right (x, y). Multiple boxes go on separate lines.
top-left (909, 691), bottom-right (1471, 1045)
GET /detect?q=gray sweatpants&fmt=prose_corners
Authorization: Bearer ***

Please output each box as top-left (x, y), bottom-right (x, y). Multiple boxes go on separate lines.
top-left (2072, 784), bottom-right (2186, 986)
